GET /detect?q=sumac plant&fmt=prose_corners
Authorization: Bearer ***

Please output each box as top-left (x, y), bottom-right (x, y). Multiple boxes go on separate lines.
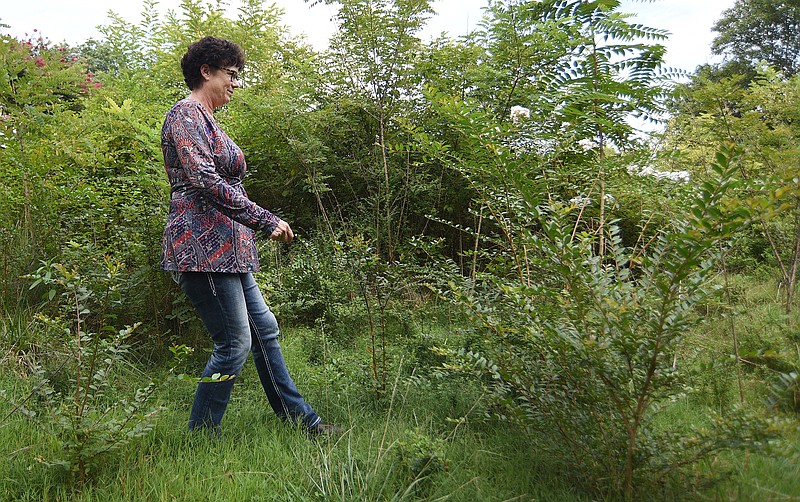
top-left (443, 147), bottom-right (779, 499)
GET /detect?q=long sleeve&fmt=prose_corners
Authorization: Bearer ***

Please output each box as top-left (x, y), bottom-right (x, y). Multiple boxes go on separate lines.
top-left (160, 99), bottom-right (279, 272)
top-left (166, 102), bottom-right (280, 235)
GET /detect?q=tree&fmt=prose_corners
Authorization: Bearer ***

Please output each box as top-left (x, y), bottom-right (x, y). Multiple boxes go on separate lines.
top-left (301, 0), bottom-right (436, 260)
top-left (712, 0), bottom-right (800, 77)
top-left (420, 92), bottom-right (774, 498)
top-left (664, 69), bottom-right (800, 312)
top-left (484, 0), bottom-right (669, 255)
top-left (0, 31), bottom-right (99, 303)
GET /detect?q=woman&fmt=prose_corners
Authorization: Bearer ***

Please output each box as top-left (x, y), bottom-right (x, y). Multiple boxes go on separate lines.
top-left (161, 36), bottom-right (333, 436)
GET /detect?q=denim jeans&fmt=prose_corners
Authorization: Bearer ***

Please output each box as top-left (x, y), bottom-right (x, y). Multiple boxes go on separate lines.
top-left (177, 271), bottom-right (321, 431)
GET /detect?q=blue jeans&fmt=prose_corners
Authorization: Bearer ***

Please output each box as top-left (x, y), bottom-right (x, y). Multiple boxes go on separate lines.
top-left (177, 272), bottom-right (321, 431)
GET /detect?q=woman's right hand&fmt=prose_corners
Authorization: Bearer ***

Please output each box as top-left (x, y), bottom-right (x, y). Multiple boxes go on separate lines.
top-left (269, 219), bottom-right (295, 244)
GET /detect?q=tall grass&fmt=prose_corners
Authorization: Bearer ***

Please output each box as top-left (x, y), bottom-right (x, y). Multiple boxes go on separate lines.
top-left (0, 337), bottom-right (551, 501)
top-left (1, 282), bottom-right (799, 501)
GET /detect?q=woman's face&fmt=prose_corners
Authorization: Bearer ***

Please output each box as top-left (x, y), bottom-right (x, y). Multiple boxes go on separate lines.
top-left (199, 65), bottom-right (241, 108)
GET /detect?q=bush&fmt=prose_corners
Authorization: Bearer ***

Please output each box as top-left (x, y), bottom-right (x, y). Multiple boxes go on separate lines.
top-left (9, 255), bottom-right (167, 486)
top-left (441, 148), bottom-right (783, 499)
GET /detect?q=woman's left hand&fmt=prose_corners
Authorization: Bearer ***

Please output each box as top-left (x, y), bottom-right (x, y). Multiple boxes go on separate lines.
top-left (269, 219), bottom-right (295, 244)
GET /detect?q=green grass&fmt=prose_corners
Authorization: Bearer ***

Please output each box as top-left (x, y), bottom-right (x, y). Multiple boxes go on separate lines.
top-left (2, 280), bottom-right (799, 501)
top-left (0, 330), bottom-right (564, 501)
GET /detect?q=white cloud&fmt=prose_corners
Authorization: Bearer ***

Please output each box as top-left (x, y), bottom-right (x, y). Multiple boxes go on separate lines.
top-left (618, 0), bottom-right (735, 73)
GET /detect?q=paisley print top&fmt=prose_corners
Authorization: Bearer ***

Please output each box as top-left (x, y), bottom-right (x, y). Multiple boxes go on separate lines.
top-left (160, 99), bottom-right (280, 272)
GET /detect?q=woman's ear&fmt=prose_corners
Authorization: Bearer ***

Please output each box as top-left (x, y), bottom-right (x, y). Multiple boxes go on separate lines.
top-left (200, 64), bottom-right (212, 81)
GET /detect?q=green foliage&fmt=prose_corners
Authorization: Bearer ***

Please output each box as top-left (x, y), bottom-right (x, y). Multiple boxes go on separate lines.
top-left (260, 232), bottom-right (434, 397)
top-left (665, 69), bottom-right (800, 312)
top-left (0, 0), bottom-right (798, 498)
top-left (534, 0), bottom-right (671, 140)
top-left (0, 32), bottom-right (99, 304)
top-left (769, 371), bottom-right (800, 415)
top-left (12, 257), bottom-right (165, 485)
top-left (259, 236), bottom-right (363, 335)
top-left (310, 0), bottom-right (438, 260)
top-left (393, 428), bottom-right (447, 495)
top-left (712, 0), bottom-right (800, 77)
top-left (2, 320), bottom-right (798, 501)
top-left (436, 141), bottom-right (785, 498)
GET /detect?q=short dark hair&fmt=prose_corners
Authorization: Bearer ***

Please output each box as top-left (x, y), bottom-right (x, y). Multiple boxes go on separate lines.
top-left (180, 36), bottom-right (246, 90)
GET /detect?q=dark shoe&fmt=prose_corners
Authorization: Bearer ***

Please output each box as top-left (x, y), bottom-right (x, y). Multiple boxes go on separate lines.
top-left (307, 423), bottom-right (343, 439)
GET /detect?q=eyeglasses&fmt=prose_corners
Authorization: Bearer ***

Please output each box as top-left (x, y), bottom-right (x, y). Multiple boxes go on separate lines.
top-left (216, 67), bottom-right (240, 84)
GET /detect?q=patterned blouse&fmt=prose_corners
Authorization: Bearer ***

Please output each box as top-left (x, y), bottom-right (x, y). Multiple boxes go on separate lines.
top-left (160, 99), bottom-right (281, 272)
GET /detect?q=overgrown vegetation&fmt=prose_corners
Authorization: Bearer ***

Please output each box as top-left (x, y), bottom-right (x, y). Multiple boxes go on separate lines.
top-left (1, 0), bottom-right (799, 500)
top-left (12, 254), bottom-right (165, 485)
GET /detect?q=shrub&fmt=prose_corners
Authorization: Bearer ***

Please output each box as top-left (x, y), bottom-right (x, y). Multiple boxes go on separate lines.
top-left (10, 255), bottom-right (166, 486)
top-left (442, 148), bottom-right (783, 499)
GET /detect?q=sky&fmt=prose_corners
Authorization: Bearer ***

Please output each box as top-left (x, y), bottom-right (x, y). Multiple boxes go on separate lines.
top-left (1, 0), bottom-right (735, 74)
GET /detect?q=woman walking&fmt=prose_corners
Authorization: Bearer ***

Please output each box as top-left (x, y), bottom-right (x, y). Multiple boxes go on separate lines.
top-left (161, 36), bottom-right (334, 436)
